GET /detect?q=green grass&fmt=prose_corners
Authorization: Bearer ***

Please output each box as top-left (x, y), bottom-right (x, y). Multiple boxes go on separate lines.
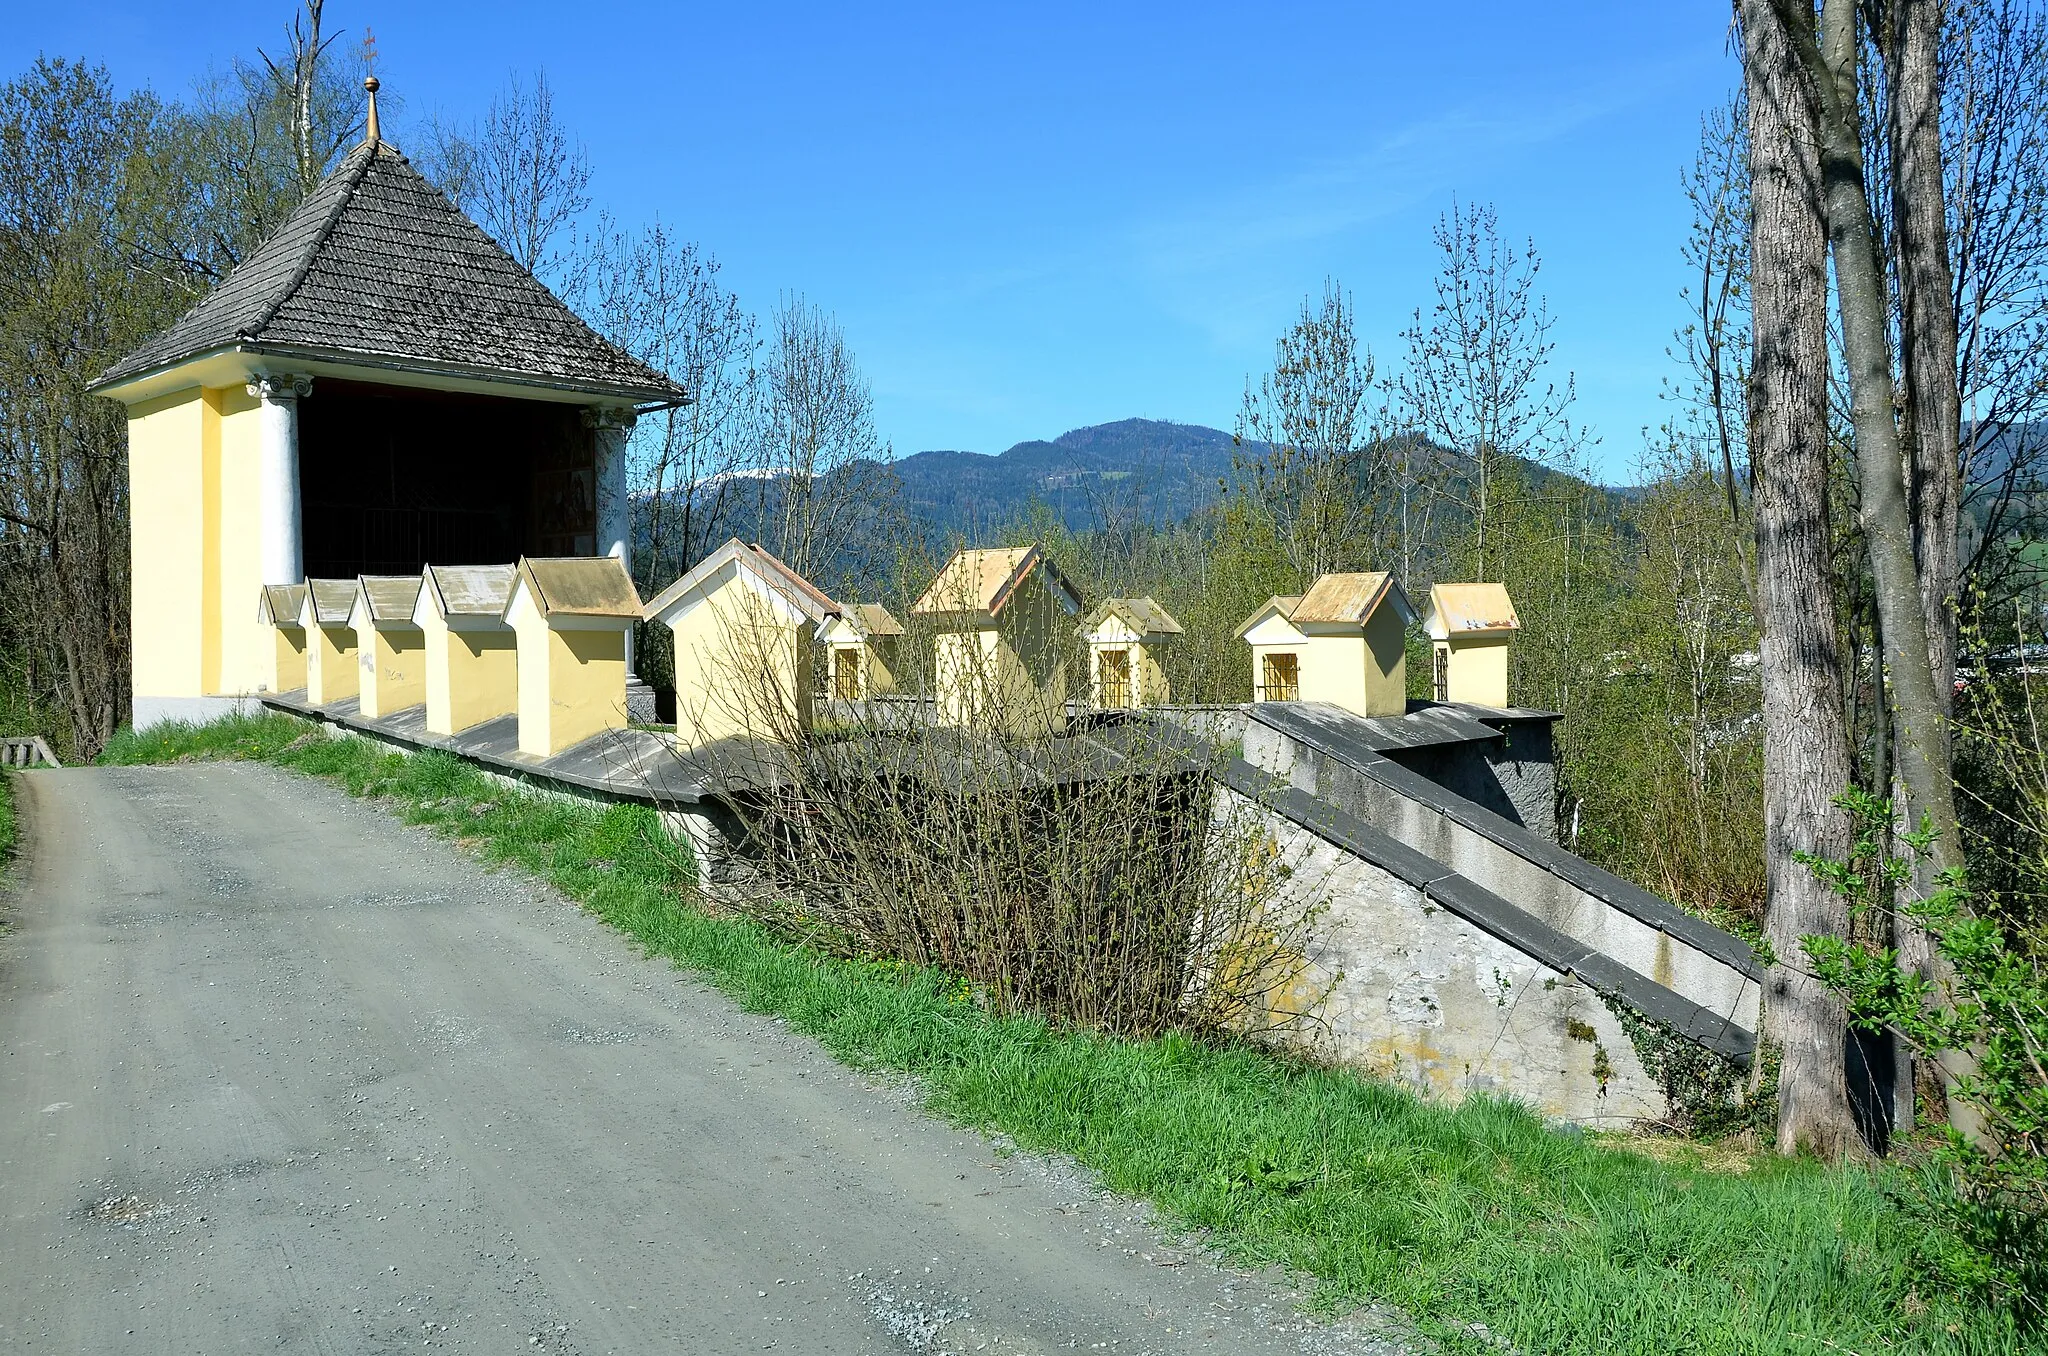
top-left (0, 765), bottom-right (14, 880)
top-left (101, 712), bottom-right (2029, 1355)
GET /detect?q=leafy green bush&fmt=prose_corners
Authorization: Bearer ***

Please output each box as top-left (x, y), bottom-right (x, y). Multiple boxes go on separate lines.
top-left (1801, 787), bottom-right (2047, 1321)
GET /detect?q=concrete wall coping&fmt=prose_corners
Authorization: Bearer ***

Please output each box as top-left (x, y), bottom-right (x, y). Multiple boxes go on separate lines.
top-left (1247, 702), bottom-right (1763, 982)
top-left (1216, 755), bottom-right (1755, 1063)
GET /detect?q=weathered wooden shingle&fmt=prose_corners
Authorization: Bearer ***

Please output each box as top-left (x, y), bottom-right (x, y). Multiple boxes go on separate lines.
top-left (93, 141), bottom-right (688, 404)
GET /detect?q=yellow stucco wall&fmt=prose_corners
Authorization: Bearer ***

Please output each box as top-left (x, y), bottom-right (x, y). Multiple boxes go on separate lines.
top-left (1088, 641), bottom-right (1169, 708)
top-left (264, 626), bottom-right (307, 693)
top-left (306, 625), bottom-right (359, 705)
top-left (127, 384), bottom-right (272, 704)
top-left (213, 387), bottom-right (267, 697)
top-left (357, 627), bottom-right (426, 718)
top-left (934, 576), bottom-right (1068, 738)
top-left (128, 389), bottom-right (209, 702)
top-left (669, 584), bottom-right (814, 746)
top-left (825, 637), bottom-right (898, 700)
top-left (1293, 609), bottom-right (1407, 717)
top-left (1440, 634), bottom-right (1511, 707)
top-left (511, 603), bottom-right (629, 757)
top-left (421, 614), bottom-right (518, 737)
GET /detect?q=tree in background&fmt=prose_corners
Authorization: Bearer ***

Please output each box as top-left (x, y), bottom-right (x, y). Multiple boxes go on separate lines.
top-left (0, 61), bottom-right (201, 756)
top-left (758, 296), bottom-right (901, 592)
top-left (1397, 200), bottom-right (1587, 582)
top-left (419, 70), bottom-right (590, 288)
top-left (574, 216), bottom-right (760, 588)
top-left (1229, 280), bottom-right (1393, 583)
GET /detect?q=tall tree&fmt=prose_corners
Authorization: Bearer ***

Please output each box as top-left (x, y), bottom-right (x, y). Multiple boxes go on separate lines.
top-left (1398, 201), bottom-right (1585, 581)
top-left (1741, 0), bottom-right (1866, 1158)
top-left (1231, 280), bottom-right (1390, 584)
top-left (458, 71), bottom-right (591, 287)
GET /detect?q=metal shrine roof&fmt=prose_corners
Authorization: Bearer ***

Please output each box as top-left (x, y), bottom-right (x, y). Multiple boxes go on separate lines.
top-left (1425, 583), bottom-right (1521, 639)
top-left (256, 583), bottom-right (307, 627)
top-left (91, 139), bottom-right (688, 406)
top-left (910, 544), bottom-right (1082, 619)
top-left (1290, 571), bottom-right (1417, 630)
top-left (301, 579), bottom-right (359, 626)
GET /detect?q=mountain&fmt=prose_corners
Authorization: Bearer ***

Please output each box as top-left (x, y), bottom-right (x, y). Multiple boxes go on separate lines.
top-left (887, 418), bottom-right (1241, 538)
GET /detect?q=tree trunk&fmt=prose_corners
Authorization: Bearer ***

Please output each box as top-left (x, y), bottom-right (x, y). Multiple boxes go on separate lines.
top-left (1800, 0), bottom-right (1983, 1142)
top-left (1743, 0), bottom-right (1867, 1159)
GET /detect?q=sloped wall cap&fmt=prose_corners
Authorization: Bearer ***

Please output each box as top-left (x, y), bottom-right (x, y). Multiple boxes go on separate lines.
top-left (257, 583), bottom-right (308, 627)
top-left (421, 563), bottom-right (517, 618)
top-left (512, 556), bottom-right (643, 621)
top-left (302, 578), bottom-right (358, 626)
top-left (354, 574), bottom-right (424, 626)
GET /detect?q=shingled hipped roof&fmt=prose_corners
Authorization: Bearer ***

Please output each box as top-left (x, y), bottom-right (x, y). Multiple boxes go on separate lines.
top-left (92, 140), bottom-right (689, 404)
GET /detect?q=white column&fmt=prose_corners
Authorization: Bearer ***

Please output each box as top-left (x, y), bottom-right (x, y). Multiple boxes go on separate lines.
top-left (586, 405), bottom-right (639, 679)
top-left (247, 373), bottom-right (311, 585)
top-left (587, 406), bottom-right (636, 563)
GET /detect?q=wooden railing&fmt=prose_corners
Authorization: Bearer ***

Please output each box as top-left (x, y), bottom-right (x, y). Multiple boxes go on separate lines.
top-left (0, 735), bottom-right (59, 768)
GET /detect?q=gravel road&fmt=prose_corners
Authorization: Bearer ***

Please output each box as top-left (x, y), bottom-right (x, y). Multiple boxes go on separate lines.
top-left (0, 764), bottom-right (1412, 1355)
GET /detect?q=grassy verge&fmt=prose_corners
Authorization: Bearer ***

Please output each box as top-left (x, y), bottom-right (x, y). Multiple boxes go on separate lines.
top-left (103, 713), bottom-right (2024, 1355)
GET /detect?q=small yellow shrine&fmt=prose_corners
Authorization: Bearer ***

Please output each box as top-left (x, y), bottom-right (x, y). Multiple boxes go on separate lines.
top-left (643, 539), bottom-right (837, 747)
top-left (505, 556), bottom-right (643, 757)
top-left (412, 563), bottom-right (518, 737)
top-left (912, 544), bottom-right (1082, 738)
top-left (298, 578), bottom-right (360, 705)
top-left (90, 80), bottom-right (686, 730)
top-left (253, 584), bottom-right (308, 694)
top-left (1078, 597), bottom-right (1180, 709)
top-left (818, 603), bottom-right (905, 700)
top-left (1235, 572), bottom-right (1414, 717)
top-left (349, 575), bottom-right (426, 718)
top-left (1423, 582), bottom-right (1520, 708)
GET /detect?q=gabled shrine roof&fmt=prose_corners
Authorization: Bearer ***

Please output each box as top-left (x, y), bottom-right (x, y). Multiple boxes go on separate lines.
top-left (642, 538), bottom-right (837, 626)
top-left (910, 544), bottom-right (1082, 619)
top-left (92, 139), bottom-right (688, 405)
top-left (1081, 596), bottom-right (1183, 639)
top-left (1425, 582), bottom-right (1521, 638)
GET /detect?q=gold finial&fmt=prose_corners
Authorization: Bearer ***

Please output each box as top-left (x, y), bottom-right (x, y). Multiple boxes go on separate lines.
top-left (364, 75), bottom-right (381, 146)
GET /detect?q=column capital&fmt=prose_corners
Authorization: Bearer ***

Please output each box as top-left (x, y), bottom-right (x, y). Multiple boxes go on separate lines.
top-left (247, 372), bottom-right (314, 403)
top-left (581, 404), bottom-right (637, 433)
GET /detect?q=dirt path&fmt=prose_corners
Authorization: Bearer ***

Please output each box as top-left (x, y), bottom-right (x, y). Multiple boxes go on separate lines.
top-left (0, 764), bottom-right (1409, 1355)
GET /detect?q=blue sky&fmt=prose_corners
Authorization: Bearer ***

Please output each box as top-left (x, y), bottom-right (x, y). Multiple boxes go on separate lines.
top-left (12, 3), bottom-right (1739, 480)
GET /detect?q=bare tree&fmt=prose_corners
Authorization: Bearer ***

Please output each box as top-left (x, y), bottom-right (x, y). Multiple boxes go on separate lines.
top-left (1398, 200), bottom-right (1587, 580)
top-left (1231, 280), bottom-right (1391, 582)
top-left (1741, 0), bottom-right (1866, 1158)
top-left (575, 215), bottom-right (760, 585)
top-left (758, 296), bottom-right (900, 590)
top-left (430, 71), bottom-right (591, 287)
top-left (1671, 94), bottom-right (1758, 604)
top-left (256, 0), bottom-right (352, 196)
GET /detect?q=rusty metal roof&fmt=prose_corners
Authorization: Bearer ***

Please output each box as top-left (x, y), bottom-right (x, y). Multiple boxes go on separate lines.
top-left (1233, 594), bottom-right (1303, 640)
top-left (514, 556), bottom-right (643, 620)
top-left (303, 578), bottom-right (359, 626)
top-left (910, 544), bottom-right (1082, 619)
top-left (422, 563), bottom-right (517, 618)
top-left (256, 583), bottom-right (307, 626)
top-left (1425, 582), bottom-right (1521, 638)
top-left (1081, 596), bottom-right (1183, 638)
top-left (354, 574), bottom-right (424, 625)
top-left (1290, 572), bottom-right (1417, 629)
top-left (840, 602), bottom-right (905, 637)
top-left (641, 538), bottom-right (837, 625)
